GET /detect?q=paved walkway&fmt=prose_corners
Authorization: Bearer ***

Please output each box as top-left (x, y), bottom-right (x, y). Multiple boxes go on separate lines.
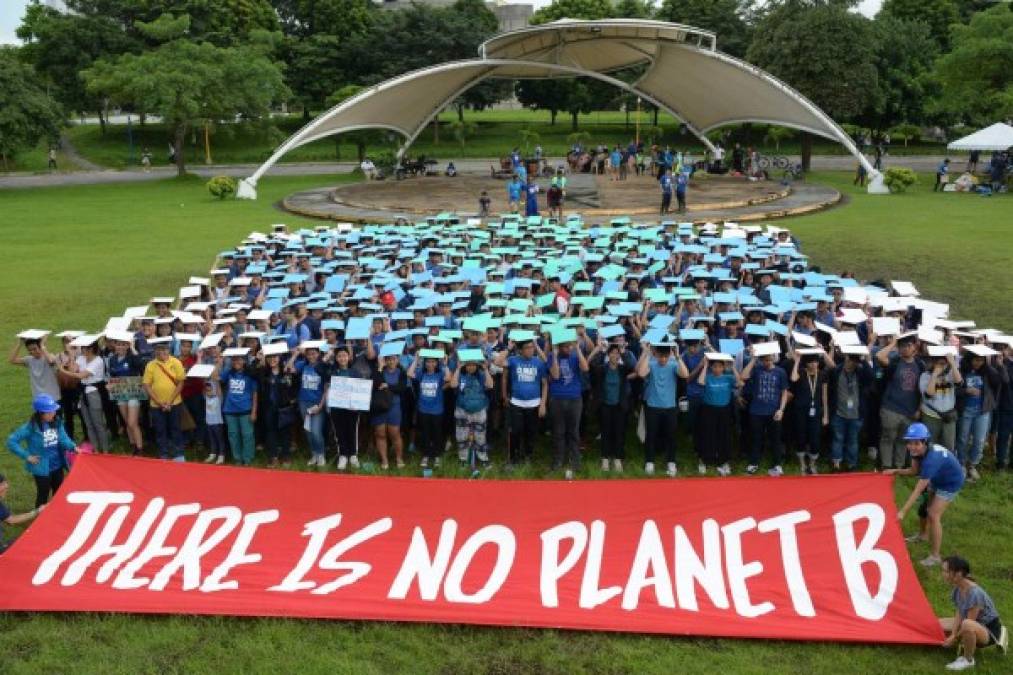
top-left (0, 155), bottom-right (946, 190)
top-left (282, 179), bottom-right (840, 224)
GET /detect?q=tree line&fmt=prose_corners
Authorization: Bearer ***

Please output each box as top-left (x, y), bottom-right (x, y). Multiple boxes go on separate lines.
top-left (2, 0), bottom-right (1010, 174)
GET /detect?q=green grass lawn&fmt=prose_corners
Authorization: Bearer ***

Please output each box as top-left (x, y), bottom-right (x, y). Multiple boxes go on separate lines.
top-left (0, 172), bottom-right (1010, 674)
top-left (54, 110), bottom-right (951, 170)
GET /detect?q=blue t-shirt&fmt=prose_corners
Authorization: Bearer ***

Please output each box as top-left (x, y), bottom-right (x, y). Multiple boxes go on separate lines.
top-left (41, 422), bottom-right (62, 470)
top-left (919, 444), bottom-right (965, 493)
top-left (660, 175), bottom-right (673, 194)
top-left (382, 368), bottom-right (403, 414)
top-left (610, 150), bottom-right (621, 166)
top-left (683, 351), bottom-right (706, 399)
top-left (221, 368), bottom-right (258, 414)
top-left (508, 356), bottom-right (547, 403)
top-left (644, 357), bottom-right (678, 409)
top-left (703, 372), bottom-right (736, 407)
top-left (457, 372), bottom-right (489, 413)
top-left (295, 361), bottom-right (328, 404)
top-left (964, 373), bottom-right (983, 414)
top-left (415, 370), bottom-right (445, 416)
top-left (508, 181), bottom-right (522, 201)
top-left (548, 352), bottom-right (582, 400)
top-left (525, 184), bottom-right (539, 215)
top-left (603, 367), bottom-right (622, 406)
top-left (749, 366), bottom-right (788, 416)
top-left (676, 173), bottom-right (688, 193)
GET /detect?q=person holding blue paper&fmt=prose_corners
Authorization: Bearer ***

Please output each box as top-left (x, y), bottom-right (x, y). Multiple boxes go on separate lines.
top-left (493, 339), bottom-right (548, 466)
top-left (218, 351), bottom-right (258, 466)
top-left (258, 351), bottom-right (298, 467)
top-left (408, 352), bottom-right (451, 469)
top-left (287, 344), bottom-right (330, 468)
top-left (371, 350), bottom-right (407, 470)
top-left (449, 354), bottom-right (494, 466)
top-left (591, 340), bottom-right (636, 473)
top-left (547, 335), bottom-right (594, 479)
top-left (636, 339), bottom-right (689, 477)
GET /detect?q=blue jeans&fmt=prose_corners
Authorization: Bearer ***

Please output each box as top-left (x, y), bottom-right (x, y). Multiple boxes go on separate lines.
top-left (996, 411), bottom-right (1013, 468)
top-left (831, 415), bottom-right (863, 468)
top-left (300, 401), bottom-right (326, 457)
top-left (151, 404), bottom-right (184, 460)
top-left (955, 410), bottom-right (991, 466)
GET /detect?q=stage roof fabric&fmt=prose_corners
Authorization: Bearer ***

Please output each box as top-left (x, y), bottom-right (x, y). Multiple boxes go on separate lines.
top-left (947, 123), bottom-right (1013, 152)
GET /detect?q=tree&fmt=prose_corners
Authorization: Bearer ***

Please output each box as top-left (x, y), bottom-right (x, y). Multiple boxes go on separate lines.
top-left (880, 0), bottom-right (959, 51)
top-left (564, 81), bottom-right (596, 130)
top-left (519, 128), bottom-right (541, 155)
top-left (84, 15), bottom-right (289, 176)
top-left (746, 3), bottom-right (880, 170)
top-left (764, 125), bottom-right (793, 150)
top-left (516, 79), bottom-right (569, 125)
top-left (531, 0), bottom-right (617, 24)
top-left (449, 120), bottom-right (478, 152)
top-left (856, 15), bottom-right (938, 132)
top-left (654, 0), bottom-right (755, 58)
top-left (931, 5), bottom-right (1013, 126)
top-left (614, 0), bottom-right (653, 18)
top-left (17, 4), bottom-right (139, 132)
top-left (0, 48), bottom-right (64, 170)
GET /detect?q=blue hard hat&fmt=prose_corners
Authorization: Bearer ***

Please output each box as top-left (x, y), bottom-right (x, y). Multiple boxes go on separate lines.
top-left (32, 394), bottom-right (60, 414)
top-left (902, 422), bottom-right (931, 442)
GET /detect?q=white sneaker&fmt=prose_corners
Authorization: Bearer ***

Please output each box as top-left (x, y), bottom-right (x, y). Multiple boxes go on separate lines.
top-left (746, 464), bottom-right (758, 475)
top-left (644, 462), bottom-right (655, 476)
top-left (612, 458), bottom-right (623, 473)
top-left (666, 462), bottom-right (677, 477)
top-left (867, 446), bottom-right (878, 461)
top-left (307, 456), bottom-right (319, 466)
top-left (698, 462), bottom-right (706, 475)
top-left (717, 463), bottom-right (731, 476)
top-left (420, 457), bottom-right (429, 468)
top-left (945, 656), bottom-right (975, 671)
top-left (349, 455), bottom-right (360, 468)
top-left (809, 458), bottom-right (819, 474)
top-left (564, 469), bottom-right (574, 480)
top-left (768, 465), bottom-right (784, 477)
top-left (204, 454), bottom-right (217, 463)
top-left (601, 458), bottom-right (610, 471)
top-left (337, 455), bottom-right (348, 471)
top-left (476, 451), bottom-right (488, 463)
top-left (434, 457), bottom-right (441, 468)
top-left (968, 465), bottom-right (981, 481)
top-left (920, 555), bottom-right (942, 567)
top-left (215, 455), bottom-right (224, 465)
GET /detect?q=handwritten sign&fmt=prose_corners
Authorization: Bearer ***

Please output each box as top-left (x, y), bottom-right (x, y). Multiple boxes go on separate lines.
top-left (107, 376), bottom-right (148, 402)
top-left (327, 376), bottom-right (372, 411)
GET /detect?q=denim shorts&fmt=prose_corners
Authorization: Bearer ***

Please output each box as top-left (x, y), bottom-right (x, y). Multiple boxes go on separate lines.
top-left (933, 488), bottom-right (959, 502)
top-left (371, 407), bottom-right (402, 428)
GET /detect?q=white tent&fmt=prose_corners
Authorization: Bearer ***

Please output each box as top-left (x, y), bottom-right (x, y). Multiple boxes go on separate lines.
top-left (239, 19), bottom-right (886, 198)
top-left (947, 122), bottom-right (1013, 152)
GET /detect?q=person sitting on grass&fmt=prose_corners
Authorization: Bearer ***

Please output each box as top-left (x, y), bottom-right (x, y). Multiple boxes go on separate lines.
top-left (885, 422), bottom-right (964, 568)
top-left (937, 555), bottom-right (1007, 671)
top-left (0, 472), bottom-right (45, 555)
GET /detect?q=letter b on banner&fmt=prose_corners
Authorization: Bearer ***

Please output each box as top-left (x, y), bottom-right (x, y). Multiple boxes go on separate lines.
top-left (833, 503), bottom-right (898, 621)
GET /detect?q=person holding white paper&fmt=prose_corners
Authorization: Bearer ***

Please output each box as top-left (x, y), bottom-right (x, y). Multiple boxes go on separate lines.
top-left (9, 337), bottom-right (60, 401)
top-left (789, 353), bottom-right (829, 475)
top-left (826, 351), bottom-right (874, 471)
top-left (694, 354), bottom-right (740, 476)
top-left (741, 348), bottom-right (790, 476)
top-left (876, 335), bottom-right (925, 469)
top-left (920, 352), bottom-right (962, 452)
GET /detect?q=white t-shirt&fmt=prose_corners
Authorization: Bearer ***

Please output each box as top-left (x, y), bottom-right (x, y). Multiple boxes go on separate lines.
top-left (713, 147), bottom-right (725, 161)
top-left (76, 355), bottom-right (106, 392)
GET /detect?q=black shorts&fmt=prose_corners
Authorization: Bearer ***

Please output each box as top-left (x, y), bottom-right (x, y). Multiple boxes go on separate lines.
top-left (985, 617), bottom-right (1003, 646)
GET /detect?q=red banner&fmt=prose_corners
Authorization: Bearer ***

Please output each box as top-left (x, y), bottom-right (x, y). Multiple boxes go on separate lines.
top-left (0, 455), bottom-right (941, 644)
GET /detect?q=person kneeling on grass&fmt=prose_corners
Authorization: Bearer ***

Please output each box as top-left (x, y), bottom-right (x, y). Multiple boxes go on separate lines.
top-left (938, 555), bottom-right (1007, 671)
top-left (885, 422), bottom-right (964, 568)
top-left (0, 473), bottom-right (45, 555)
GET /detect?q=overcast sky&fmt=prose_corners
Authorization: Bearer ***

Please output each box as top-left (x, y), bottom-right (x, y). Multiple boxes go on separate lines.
top-left (0, 0), bottom-right (885, 45)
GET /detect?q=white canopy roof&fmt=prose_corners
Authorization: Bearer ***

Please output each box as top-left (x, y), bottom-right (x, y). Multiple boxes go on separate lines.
top-left (947, 123), bottom-right (1013, 152)
top-left (241, 19), bottom-right (877, 196)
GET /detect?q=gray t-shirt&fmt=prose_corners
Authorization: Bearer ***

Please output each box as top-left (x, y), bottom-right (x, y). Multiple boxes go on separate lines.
top-left (952, 584), bottom-right (1000, 626)
top-left (882, 358), bottom-right (921, 417)
top-left (835, 369), bottom-right (860, 420)
top-left (919, 369), bottom-right (957, 417)
top-left (22, 355), bottom-right (60, 399)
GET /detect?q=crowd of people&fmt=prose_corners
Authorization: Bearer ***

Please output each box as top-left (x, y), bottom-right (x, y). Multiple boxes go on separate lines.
top-left (3, 216), bottom-right (1010, 665)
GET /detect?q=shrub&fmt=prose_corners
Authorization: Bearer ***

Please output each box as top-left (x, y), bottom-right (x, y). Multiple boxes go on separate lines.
top-left (206, 175), bottom-right (237, 200)
top-left (883, 167), bottom-right (918, 193)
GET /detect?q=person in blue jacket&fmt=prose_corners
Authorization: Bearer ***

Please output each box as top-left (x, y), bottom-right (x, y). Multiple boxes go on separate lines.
top-left (6, 394), bottom-right (78, 508)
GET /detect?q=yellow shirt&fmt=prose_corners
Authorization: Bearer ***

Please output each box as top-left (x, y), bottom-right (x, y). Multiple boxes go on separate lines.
top-left (142, 356), bottom-right (185, 406)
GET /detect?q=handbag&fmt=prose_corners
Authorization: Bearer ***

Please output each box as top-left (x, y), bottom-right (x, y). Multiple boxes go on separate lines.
top-left (179, 404), bottom-right (196, 432)
top-left (370, 386), bottom-right (393, 415)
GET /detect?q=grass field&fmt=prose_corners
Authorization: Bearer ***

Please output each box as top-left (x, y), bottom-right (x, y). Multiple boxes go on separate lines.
top-left (39, 110), bottom-right (952, 171)
top-left (0, 172), bottom-right (1010, 674)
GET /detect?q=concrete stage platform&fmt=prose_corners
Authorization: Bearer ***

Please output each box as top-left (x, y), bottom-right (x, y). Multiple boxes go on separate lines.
top-left (281, 172), bottom-right (841, 224)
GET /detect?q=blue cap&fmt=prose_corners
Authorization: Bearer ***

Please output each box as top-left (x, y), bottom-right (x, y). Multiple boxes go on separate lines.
top-left (32, 394), bottom-right (60, 414)
top-left (902, 422), bottom-right (931, 442)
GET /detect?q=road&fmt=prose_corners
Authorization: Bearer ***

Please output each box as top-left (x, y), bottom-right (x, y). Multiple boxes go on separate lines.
top-left (0, 155), bottom-right (951, 191)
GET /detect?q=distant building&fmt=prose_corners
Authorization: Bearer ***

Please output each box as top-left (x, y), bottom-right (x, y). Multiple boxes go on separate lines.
top-left (376, 0), bottom-right (532, 33)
